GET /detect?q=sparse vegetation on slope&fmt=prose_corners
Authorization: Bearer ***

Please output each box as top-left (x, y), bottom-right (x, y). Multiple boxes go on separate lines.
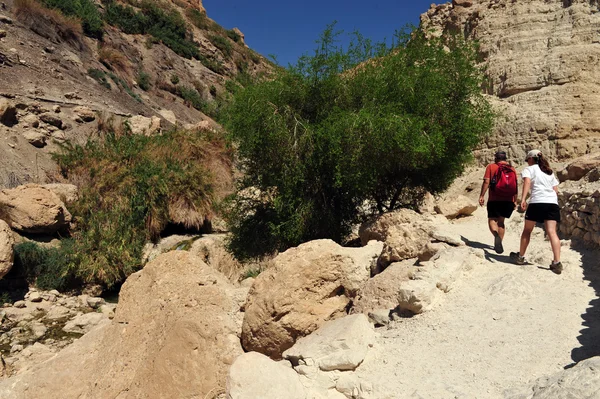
top-left (224, 25), bottom-right (495, 260)
top-left (104, 0), bottom-right (199, 59)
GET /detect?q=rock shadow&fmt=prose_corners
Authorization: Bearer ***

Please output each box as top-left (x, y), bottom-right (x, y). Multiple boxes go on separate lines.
top-left (568, 243), bottom-right (600, 367)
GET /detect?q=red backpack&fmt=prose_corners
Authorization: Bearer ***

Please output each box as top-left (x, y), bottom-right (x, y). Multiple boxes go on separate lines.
top-left (491, 164), bottom-right (517, 198)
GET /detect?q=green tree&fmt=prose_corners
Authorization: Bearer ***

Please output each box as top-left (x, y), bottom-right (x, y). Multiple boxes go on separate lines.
top-left (224, 25), bottom-right (494, 260)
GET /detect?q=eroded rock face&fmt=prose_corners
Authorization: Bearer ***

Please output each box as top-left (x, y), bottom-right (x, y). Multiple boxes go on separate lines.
top-left (241, 239), bottom-right (383, 359)
top-left (0, 184), bottom-right (72, 234)
top-left (558, 153), bottom-right (600, 182)
top-left (0, 219), bottom-right (14, 279)
top-left (421, 1), bottom-right (600, 162)
top-left (0, 252), bottom-right (243, 398)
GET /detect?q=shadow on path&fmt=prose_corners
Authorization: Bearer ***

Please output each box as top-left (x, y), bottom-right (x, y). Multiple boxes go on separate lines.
top-left (460, 235), bottom-right (518, 265)
top-left (568, 243), bottom-right (600, 367)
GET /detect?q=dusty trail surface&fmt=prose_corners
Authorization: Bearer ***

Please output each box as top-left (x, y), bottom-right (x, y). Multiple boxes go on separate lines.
top-left (354, 208), bottom-right (599, 399)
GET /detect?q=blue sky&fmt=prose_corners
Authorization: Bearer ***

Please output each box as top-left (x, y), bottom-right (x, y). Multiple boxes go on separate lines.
top-left (202, 0), bottom-right (435, 67)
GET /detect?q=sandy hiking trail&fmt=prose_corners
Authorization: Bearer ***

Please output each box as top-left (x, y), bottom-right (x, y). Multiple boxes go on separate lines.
top-left (353, 207), bottom-right (600, 399)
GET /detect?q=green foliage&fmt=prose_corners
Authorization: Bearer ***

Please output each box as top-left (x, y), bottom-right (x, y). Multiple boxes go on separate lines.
top-left (137, 70), bottom-right (151, 91)
top-left (51, 128), bottom-right (223, 288)
top-left (226, 29), bottom-right (241, 43)
top-left (104, 0), bottom-right (199, 59)
top-left (177, 85), bottom-right (205, 110)
top-left (13, 241), bottom-right (75, 291)
top-left (209, 34), bottom-right (233, 57)
top-left (88, 68), bottom-right (111, 89)
top-left (170, 74), bottom-right (180, 85)
top-left (223, 25), bottom-right (494, 260)
top-left (198, 54), bottom-right (225, 74)
top-left (186, 7), bottom-right (210, 29)
top-left (241, 266), bottom-right (261, 280)
top-left (0, 292), bottom-right (10, 305)
top-left (42, 0), bottom-right (103, 38)
top-left (209, 85), bottom-right (217, 97)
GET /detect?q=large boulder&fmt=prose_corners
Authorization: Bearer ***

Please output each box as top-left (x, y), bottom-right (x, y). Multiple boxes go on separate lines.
top-left (0, 184), bottom-right (72, 234)
top-left (128, 115), bottom-right (161, 135)
top-left (507, 356), bottom-right (600, 399)
top-left (227, 352), bottom-right (307, 399)
top-left (558, 153), bottom-right (600, 182)
top-left (0, 219), bottom-right (14, 279)
top-left (434, 195), bottom-right (478, 219)
top-left (0, 251), bottom-right (243, 398)
top-left (283, 314), bottom-right (375, 372)
top-left (359, 209), bottom-right (462, 270)
top-left (72, 106), bottom-right (96, 122)
top-left (241, 239), bottom-right (383, 359)
top-left (353, 247), bottom-right (483, 317)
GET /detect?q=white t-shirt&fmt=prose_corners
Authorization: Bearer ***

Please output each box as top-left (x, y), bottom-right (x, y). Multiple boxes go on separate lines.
top-left (522, 164), bottom-right (559, 204)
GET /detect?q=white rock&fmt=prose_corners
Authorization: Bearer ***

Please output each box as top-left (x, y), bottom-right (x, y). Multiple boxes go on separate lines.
top-left (62, 312), bottom-right (107, 334)
top-left (227, 352), bottom-right (307, 399)
top-left (283, 314), bottom-right (375, 372)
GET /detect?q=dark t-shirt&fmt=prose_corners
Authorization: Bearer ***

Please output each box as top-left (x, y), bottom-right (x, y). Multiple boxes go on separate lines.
top-left (484, 162), bottom-right (517, 202)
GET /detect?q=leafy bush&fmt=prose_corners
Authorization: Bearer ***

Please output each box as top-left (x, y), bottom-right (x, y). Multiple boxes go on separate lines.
top-left (186, 7), bottom-right (210, 30)
top-left (51, 127), bottom-right (229, 288)
top-left (137, 70), bottom-right (151, 91)
top-left (13, 241), bottom-right (76, 291)
top-left (226, 29), bottom-right (241, 43)
top-left (209, 34), bottom-right (233, 57)
top-left (107, 72), bottom-right (142, 102)
top-left (104, 0), bottom-right (199, 59)
top-left (88, 68), bottom-right (111, 89)
top-left (170, 74), bottom-right (180, 85)
top-left (198, 54), bottom-right (225, 74)
top-left (42, 0), bottom-right (103, 38)
top-left (177, 85), bottom-right (204, 110)
top-left (223, 26), bottom-right (494, 260)
top-left (98, 45), bottom-right (129, 73)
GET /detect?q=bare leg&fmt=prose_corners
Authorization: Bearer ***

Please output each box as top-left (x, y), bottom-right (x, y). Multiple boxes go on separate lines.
top-left (520, 220), bottom-right (536, 257)
top-left (488, 218), bottom-right (499, 236)
top-left (497, 217), bottom-right (506, 241)
top-left (544, 220), bottom-right (561, 262)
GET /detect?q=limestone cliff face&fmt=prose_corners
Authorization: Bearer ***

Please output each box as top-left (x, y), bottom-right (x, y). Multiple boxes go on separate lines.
top-left (421, 0), bottom-right (600, 163)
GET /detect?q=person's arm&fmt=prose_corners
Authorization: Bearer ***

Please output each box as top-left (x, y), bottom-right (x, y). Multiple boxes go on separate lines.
top-left (479, 178), bottom-right (490, 206)
top-left (520, 177), bottom-right (531, 211)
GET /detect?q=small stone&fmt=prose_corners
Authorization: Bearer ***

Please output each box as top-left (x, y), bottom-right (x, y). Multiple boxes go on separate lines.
top-left (14, 300), bottom-right (26, 308)
top-left (39, 112), bottom-right (63, 129)
top-left (86, 297), bottom-right (105, 309)
top-left (0, 14), bottom-right (13, 24)
top-left (10, 344), bottom-right (23, 354)
top-left (23, 130), bottom-right (46, 148)
top-left (64, 92), bottom-right (81, 100)
top-left (0, 30), bottom-right (6, 38)
top-left (29, 292), bottom-right (42, 302)
top-left (52, 105), bottom-right (60, 113)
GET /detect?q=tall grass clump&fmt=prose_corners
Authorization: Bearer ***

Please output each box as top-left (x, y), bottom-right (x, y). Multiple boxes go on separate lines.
top-left (223, 25), bottom-right (495, 260)
top-left (48, 126), bottom-right (230, 288)
top-left (42, 0), bottom-right (103, 38)
top-left (104, 0), bottom-right (199, 59)
top-left (14, 0), bottom-right (84, 46)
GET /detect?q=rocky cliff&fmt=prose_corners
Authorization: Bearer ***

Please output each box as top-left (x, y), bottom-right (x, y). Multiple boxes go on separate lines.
top-left (422, 0), bottom-right (600, 164)
top-left (0, 0), bottom-right (271, 186)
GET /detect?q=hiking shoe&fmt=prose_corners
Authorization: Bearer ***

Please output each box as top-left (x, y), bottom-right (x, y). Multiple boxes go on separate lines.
top-left (510, 252), bottom-right (526, 265)
top-left (550, 261), bottom-right (563, 275)
top-left (493, 233), bottom-right (504, 254)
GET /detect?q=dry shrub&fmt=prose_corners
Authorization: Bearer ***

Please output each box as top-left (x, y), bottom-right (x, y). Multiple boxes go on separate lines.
top-left (98, 45), bottom-right (131, 75)
top-left (14, 0), bottom-right (83, 48)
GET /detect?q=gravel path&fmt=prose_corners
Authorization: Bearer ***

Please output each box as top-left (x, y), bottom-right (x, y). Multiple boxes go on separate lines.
top-left (354, 208), bottom-right (599, 399)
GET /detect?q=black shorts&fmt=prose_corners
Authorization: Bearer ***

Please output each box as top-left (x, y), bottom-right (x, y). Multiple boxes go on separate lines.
top-left (525, 203), bottom-right (561, 224)
top-left (487, 201), bottom-right (515, 219)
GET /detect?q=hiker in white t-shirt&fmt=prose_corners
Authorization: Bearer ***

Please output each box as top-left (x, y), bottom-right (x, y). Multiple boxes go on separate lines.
top-left (510, 150), bottom-right (562, 274)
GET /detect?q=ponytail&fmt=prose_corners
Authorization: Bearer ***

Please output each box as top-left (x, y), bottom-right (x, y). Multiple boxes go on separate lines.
top-left (536, 153), bottom-right (553, 175)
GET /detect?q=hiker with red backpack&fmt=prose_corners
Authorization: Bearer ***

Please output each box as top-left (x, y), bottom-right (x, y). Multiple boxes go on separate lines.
top-left (479, 151), bottom-right (518, 254)
top-left (509, 150), bottom-right (563, 274)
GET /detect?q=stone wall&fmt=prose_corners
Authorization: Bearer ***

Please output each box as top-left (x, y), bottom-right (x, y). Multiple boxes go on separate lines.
top-left (422, 0), bottom-right (600, 164)
top-left (559, 181), bottom-right (600, 247)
